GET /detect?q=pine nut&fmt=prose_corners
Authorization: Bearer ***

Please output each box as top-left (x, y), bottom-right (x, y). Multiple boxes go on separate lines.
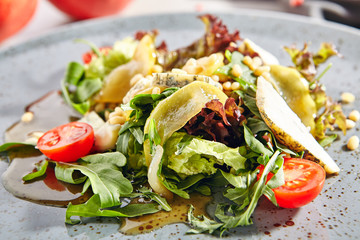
top-left (341, 92), bottom-right (355, 104)
top-left (171, 68), bottom-right (187, 74)
top-left (347, 135), bottom-right (359, 150)
top-left (252, 57), bottom-right (263, 69)
top-left (254, 66), bottom-right (270, 77)
top-left (242, 56), bottom-right (253, 69)
top-left (151, 87), bottom-right (161, 95)
top-left (130, 74), bottom-right (143, 86)
top-left (211, 75), bottom-right (220, 82)
top-left (231, 81), bottom-right (241, 90)
top-left (346, 119), bottom-right (356, 129)
top-left (21, 112), bottom-right (34, 122)
top-left (261, 72), bottom-right (271, 81)
top-left (152, 64), bottom-right (163, 73)
top-left (94, 103), bottom-right (105, 112)
top-left (349, 110), bottom-right (360, 122)
top-left (109, 116), bottom-right (126, 125)
top-left (114, 106), bottom-right (124, 114)
top-left (231, 64), bottom-right (242, 78)
top-left (222, 81), bottom-right (232, 91)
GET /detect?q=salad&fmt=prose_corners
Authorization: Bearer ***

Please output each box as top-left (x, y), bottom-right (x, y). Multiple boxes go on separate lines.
top-left (0, 14), bottom-right (346, 236)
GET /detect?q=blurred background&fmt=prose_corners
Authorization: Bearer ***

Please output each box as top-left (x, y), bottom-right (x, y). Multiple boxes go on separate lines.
top-left (1, 0), bottom-right (359, 49)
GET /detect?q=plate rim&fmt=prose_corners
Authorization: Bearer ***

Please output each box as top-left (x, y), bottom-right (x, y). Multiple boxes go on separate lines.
top-left (1, 10), bottom-right (360, 56)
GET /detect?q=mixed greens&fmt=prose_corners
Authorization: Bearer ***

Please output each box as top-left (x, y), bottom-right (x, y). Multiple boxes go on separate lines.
top-left (0, 14), bottom-right (344, 236)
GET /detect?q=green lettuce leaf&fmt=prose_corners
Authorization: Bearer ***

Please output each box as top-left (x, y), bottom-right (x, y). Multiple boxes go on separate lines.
top-left (84, 37), bottom-right (137, 79)
top-left (164, 132), bottom-right (247, 176)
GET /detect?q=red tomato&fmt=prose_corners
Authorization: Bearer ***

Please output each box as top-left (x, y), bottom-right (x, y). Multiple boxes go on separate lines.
top-left (37, 122), bottom-right (94, 162)
top-left (48, 0), bottom-right (132, 20)
top-left (257, 158), bottom-right (326, 208)
top-left (82, 46), bottom-right (112, 64)
top-left (0, 0), bottom-right (38, 43)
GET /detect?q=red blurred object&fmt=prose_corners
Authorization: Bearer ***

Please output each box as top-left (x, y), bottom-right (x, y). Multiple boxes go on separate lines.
top-left (0, 0), bottom-right (38, 43)
top-left (48, 0), bottom-right (132, 20)
top-left (289, 0), bottom-right (304, 7)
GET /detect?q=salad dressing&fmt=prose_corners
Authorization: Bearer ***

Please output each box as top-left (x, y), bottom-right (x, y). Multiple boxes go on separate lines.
top-left (120, 193), bottom-right (211, 235)
top-left (2, 91), bottom-right (211, 234)
top-left (2, 91), bottom-right (87, 206)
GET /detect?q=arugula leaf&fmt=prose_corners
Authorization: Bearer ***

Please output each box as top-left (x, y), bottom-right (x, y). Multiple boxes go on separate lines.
top-left (220, 170), bottom-right (256, 189)
top-left (243, 124), bottom-right (272, 156)
top-left (0, 142), bottom-right (36, 153)
top-left (73, 78), bottom-right (102, 103)
top-left (215, 151), bottom-right (283, 231)
top-left (64, 62), bottom-right (85, 85)
top-left (147, 119), bottom-right (161, 154)
top-left (66, 194), bottom-right (160, 224)
top-left (137, 187), bottom-right (172, 211)
top-left (55, 157), bottom-right (132, 208)
top-left (81, 152), bottom-right (127, 167)
top-left (187, 205), bottom-right (223, 235)
top-left (22, 160), bottom-right (49, 181)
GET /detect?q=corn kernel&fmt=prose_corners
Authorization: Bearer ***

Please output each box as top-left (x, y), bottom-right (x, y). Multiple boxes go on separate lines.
top-left (341, 92), bottom-right (355, 104)
top-left (347, 135), bottom-right (359, 150)
top-left (349, 110), bottom-right (360, 122)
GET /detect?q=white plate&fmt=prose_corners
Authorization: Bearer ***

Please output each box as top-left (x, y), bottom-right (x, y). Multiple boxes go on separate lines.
top-left (0, 11), bottom-right (359, 239)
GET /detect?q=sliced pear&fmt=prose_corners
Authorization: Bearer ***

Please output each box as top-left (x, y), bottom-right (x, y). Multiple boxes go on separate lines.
top-left (256, 77), bottom-right (340, 174)
top-left (270, 65), bottom-right (316, 132)
top-left (96, 34), bottom-right (156, 103)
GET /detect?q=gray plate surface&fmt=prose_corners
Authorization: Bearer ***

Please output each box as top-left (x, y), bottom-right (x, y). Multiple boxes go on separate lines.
top-left (0, 11), bottom-right (359, 240)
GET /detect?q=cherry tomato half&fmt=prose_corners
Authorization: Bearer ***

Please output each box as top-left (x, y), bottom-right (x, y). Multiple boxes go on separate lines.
top-left (258, 158), bottom-right (326, 208)
top-left (37, 122), bottom-right (94, 162)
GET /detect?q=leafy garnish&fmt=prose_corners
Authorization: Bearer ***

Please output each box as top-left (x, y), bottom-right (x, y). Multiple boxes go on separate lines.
top-left (136, 187), bottom-right (172, 211)
top-left (216, 50), bottom-right (257, 92)
top-left (284, 42), bottom-right (340, 82)
top-left (157, 15), bottom-right (240, 71)
top-left (55, 152), bottom-right (132, 209)
top-left (284, 42), bottom-right (346, 139)
top-left (184, 98), bottom-right (246, 147)
top-left (66, 194), bottom-right (160, 224)
top-left (22, 160), bottom-right (49, 181)
top-left (187, 205), bottom-right (223, 235)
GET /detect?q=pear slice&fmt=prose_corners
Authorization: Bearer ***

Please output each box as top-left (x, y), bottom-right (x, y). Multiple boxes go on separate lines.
top-left (256, 76), bottom-right (340, 175)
